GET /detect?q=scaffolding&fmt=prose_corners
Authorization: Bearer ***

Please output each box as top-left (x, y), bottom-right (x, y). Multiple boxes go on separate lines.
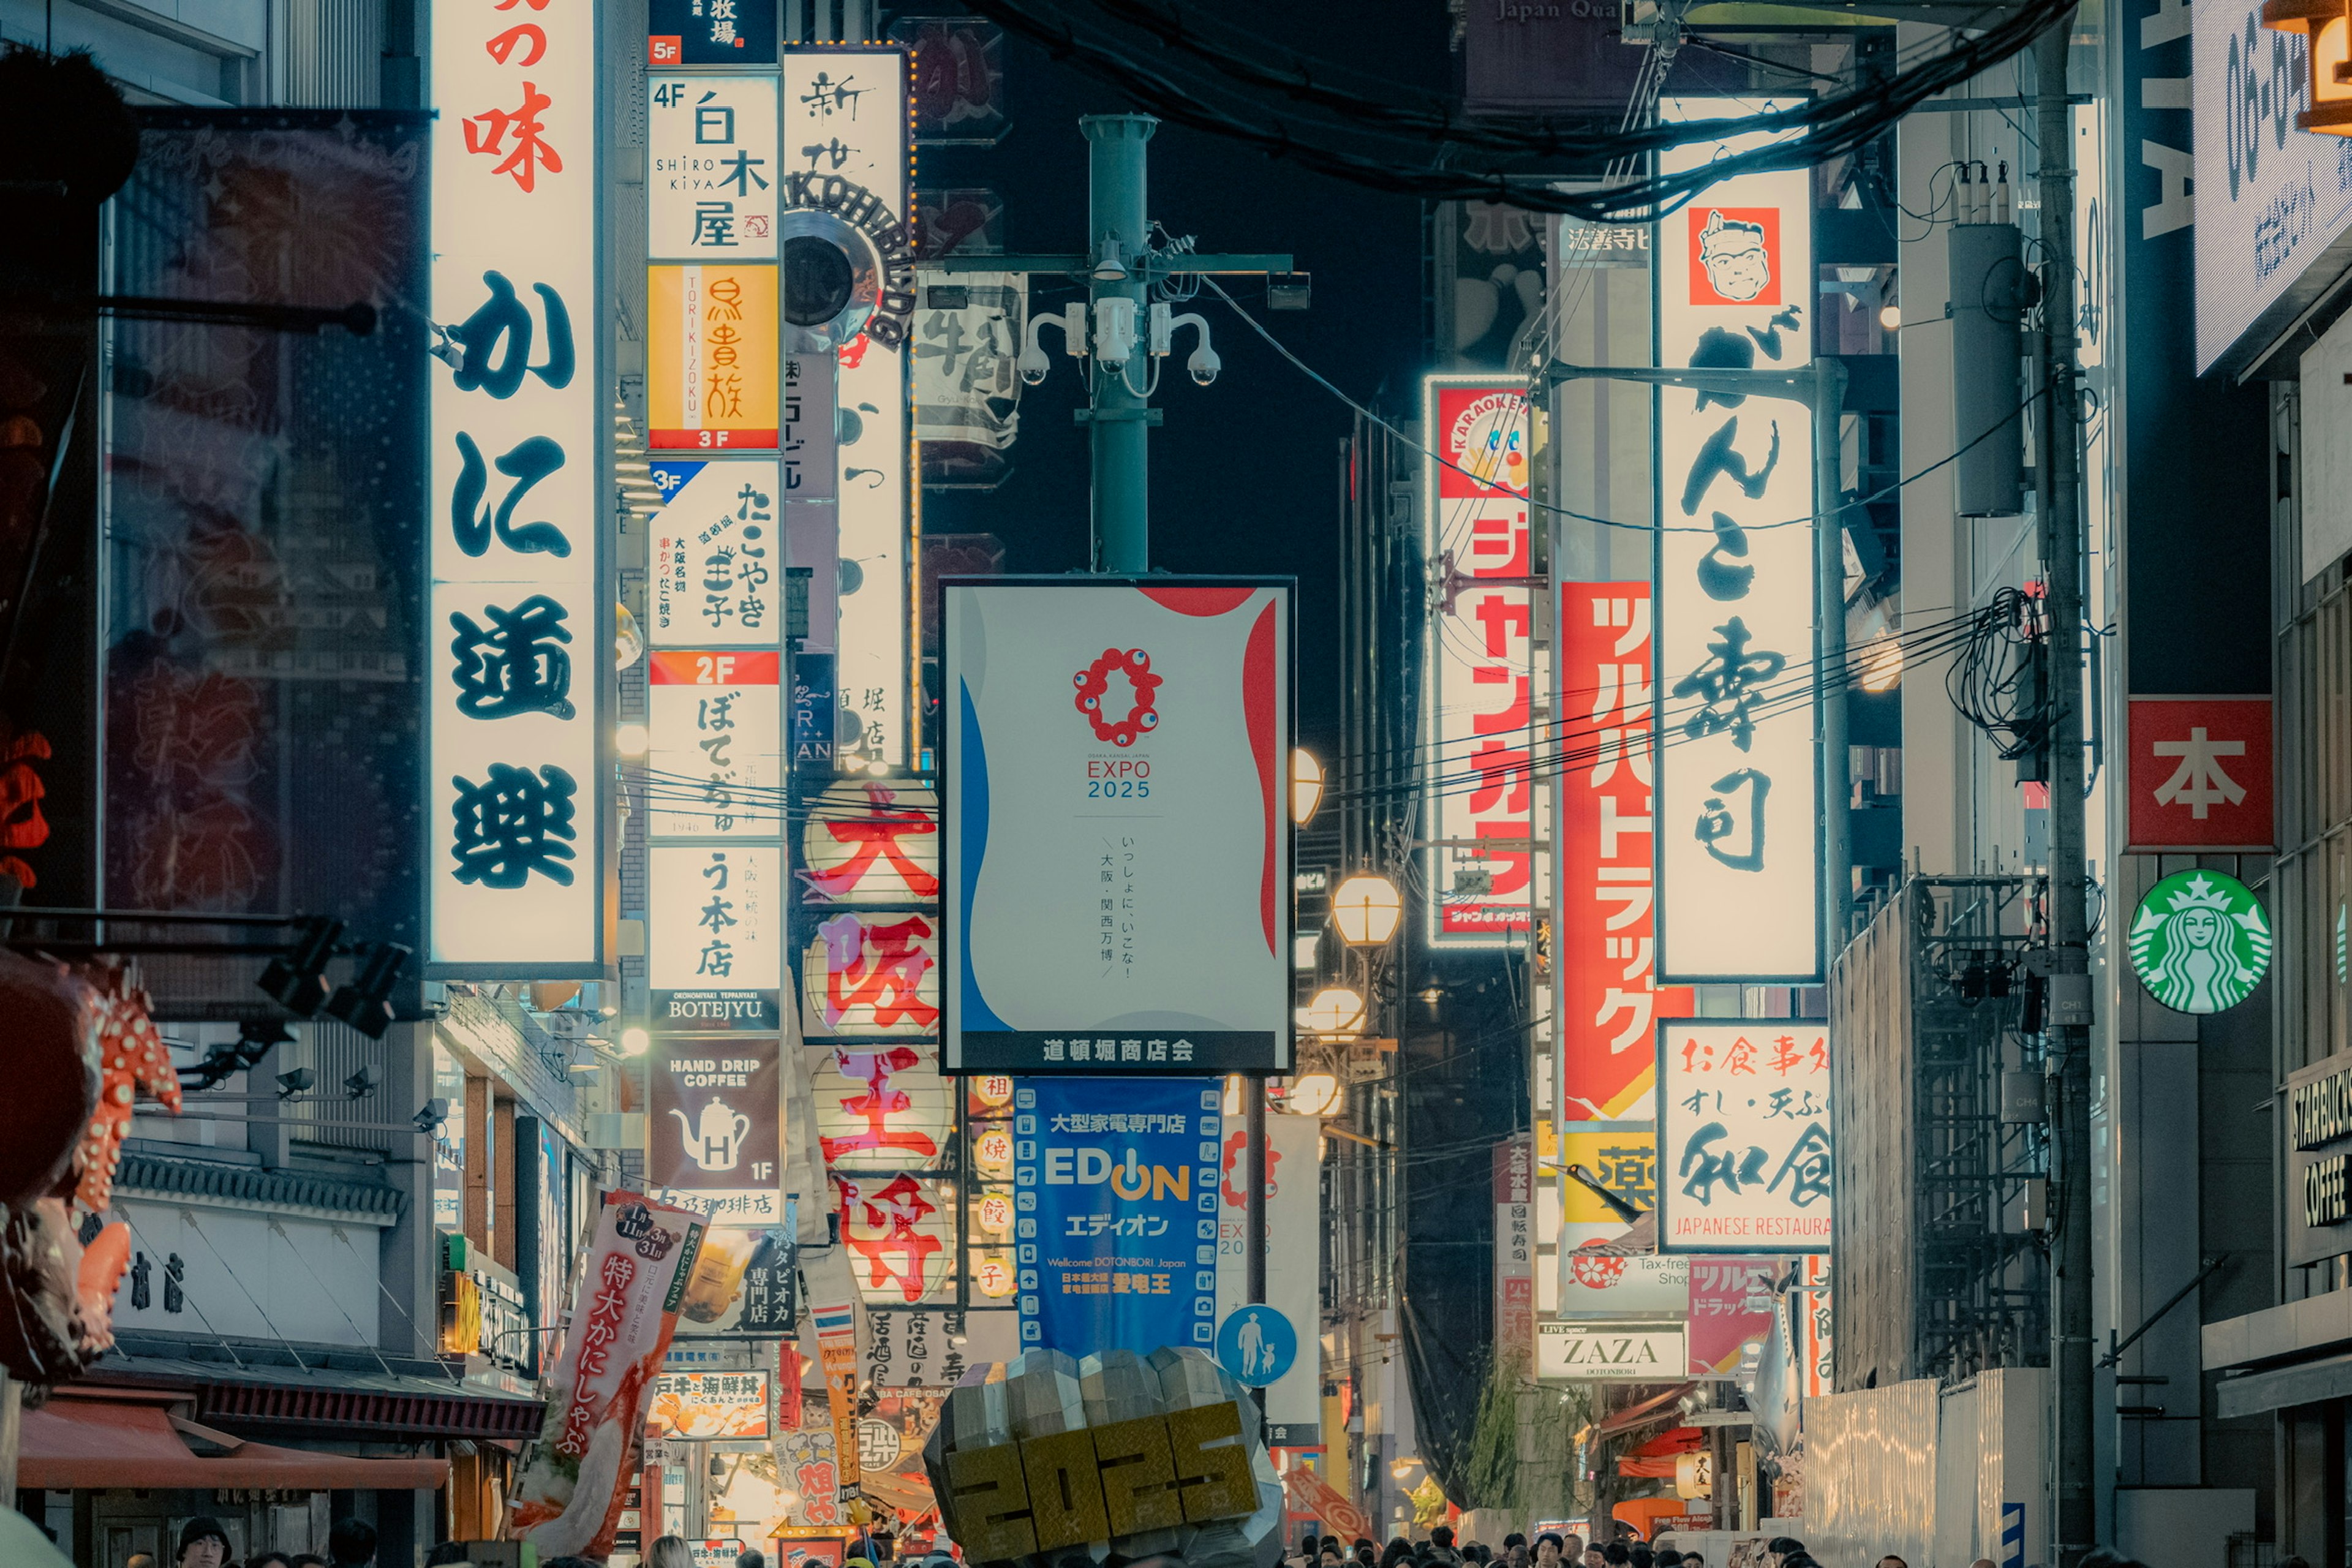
top-left (1830, 876), bottom-right (2051, 1389)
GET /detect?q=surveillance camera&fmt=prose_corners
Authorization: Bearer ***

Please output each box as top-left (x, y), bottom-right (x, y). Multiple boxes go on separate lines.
top-left (413, 1096), bottom-right (451, 1133)
top-left (1188, 344), bottom-right (1221, 386)
top-left (1017, 347), bottom-right (1050, 385)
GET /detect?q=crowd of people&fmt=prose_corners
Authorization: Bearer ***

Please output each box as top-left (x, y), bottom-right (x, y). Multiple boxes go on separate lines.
top-left (1287, 1524), bottom-right (1714, 1568)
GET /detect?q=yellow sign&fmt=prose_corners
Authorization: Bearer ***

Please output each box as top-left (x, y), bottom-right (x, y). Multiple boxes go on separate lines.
top-left (649, 263), bottom-right (778, 450)
top-left (1558, 1130), bottom-right (1657, 1224)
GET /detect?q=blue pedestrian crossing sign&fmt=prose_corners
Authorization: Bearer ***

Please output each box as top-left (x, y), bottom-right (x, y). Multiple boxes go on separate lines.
top-left (1215, 1305), bottom-right (1297, 1387)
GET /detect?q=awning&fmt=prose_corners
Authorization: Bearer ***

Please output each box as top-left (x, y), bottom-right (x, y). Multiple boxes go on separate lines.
top-left (19, 1393), bottom-right (450, 1491)
top-left (2214, 1349), bottom-right (2352, 1420)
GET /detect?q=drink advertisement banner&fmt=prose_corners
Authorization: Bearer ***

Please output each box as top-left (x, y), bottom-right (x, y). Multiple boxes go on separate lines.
top-left (1555, 582), bottom-right (1694, 1118)
top-left (647, 651), bottom-right (784, 839)
top-left (647, 1040), bottom-right (783, 1222)
top-left (649, 458), bottom-right (785, 648)
top-left (511, 1193), bottom-right (706, 1558)
top-left (1686, 1255), bottom-right (1779, 1376)
top-left (943, 578), bottom-right (1293, 1074)
top-left (1556, 1129), bottom-right (1688, 1318)
top-left (1422, 379), bottom-right (1546, 948)
top-left (1012, 1077), bottom-right (1224, 1355)
top-left (1654, 99), bottom-right (1820, 984)
top-left (649, 263), bottom-right (780, 450)
top-left (1655, 1021), bottom-right (1833, 1253)
top-left (673, 1213), bottom-right (797, 1337)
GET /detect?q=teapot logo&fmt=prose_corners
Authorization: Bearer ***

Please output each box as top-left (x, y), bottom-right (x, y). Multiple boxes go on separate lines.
top-left (1691, 207), bottom-right (1779, 306)
top-left (670, 1098), bottom-right (754, 1172)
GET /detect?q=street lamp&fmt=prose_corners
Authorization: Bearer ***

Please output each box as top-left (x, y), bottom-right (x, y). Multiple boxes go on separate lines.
top-left (1291, 748), bottom-right (1325, 825)
top-left (1332, 873), bottom-right (1402, 946)
top-left (1287, 1071), bottom-right (1344, 1117)
top-left (1297, 986), bottom-right (1365, 1036)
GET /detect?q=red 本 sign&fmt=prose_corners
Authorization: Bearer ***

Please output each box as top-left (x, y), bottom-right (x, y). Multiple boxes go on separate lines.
top-left (2126, 697), bottom-right (2273, 851)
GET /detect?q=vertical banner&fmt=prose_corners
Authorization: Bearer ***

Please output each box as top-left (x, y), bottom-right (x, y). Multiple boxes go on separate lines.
top-left (649, 75), bottom-right (780, 260)
top-left (1422, 379), bottom-right (1546, 948)
top-left (1685, 1256), bottom-right (1779, 1375)
top-left (1654, 1020), bottom-right (1833, 1252)
top-left (1012, 1078), bottom-right (1223, 1355)
top-left (1555, 583), bottom-right (1694, 1119)
top-left (1654, 99), bottom-right (1820, 983)
top-left (943, 578), bottom-right (1293, 1074)
top-left (811, 1293), bottom-right (864, 1496)
top-left (428, 0), bottom-right (603, 973)
top-left (648, 264), bottom-right (782, 450)
top-left (647, 651), bottom-right (785, 839)
top-left (783, 48), bottom-right (911, 772)
top-left (649, 843), bottom-right (782, 1028)
top-left (1493, 1135), bottom-right (1535, 1358)
top-left (647, 1041), bottom-right (784, 1221)
top-left (648, 459), bottom-right (786, 648)
top-left (511, 1193), bottom-right (706, 1557)
top-left (1215, 1111), bottom-right (1322, 1444)
top-left (1555, 1129), bottom-right (1687, 1316)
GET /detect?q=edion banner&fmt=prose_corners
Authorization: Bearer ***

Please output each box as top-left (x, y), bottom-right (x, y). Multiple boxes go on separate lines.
top-left (942, 578), bottom-right (1292, 1074)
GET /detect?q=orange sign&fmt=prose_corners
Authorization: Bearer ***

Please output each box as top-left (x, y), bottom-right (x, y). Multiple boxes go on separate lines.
top-left (649, 263), bottom-right (778, 448)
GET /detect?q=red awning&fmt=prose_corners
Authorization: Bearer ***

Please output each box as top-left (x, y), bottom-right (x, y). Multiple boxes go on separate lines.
top-left (19, 1393), bottom-right (450, 1491)
top-left (1627, 1425), bottom-right (1706, 1458)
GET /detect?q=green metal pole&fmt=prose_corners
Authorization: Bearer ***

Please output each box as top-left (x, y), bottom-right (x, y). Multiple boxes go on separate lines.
top-left (1082, 113), bottom-right (1156, 573)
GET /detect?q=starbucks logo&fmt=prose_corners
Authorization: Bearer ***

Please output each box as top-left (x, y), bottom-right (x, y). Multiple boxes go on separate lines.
top-left (2127, 869), bottom-right (2273, 1016)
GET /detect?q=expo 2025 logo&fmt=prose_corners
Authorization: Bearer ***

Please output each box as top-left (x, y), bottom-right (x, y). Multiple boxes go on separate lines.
top-left (1072, 647), bottom-right (1161, 747)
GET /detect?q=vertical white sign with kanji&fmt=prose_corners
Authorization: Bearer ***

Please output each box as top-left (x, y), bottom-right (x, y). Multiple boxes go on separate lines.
top-left (1654, 98), bottom-right (1820, 983)
top-left (783, 48), bottom-right (909, 772)
top-left (649, 76), bottom-right (779, 261)
top-left (1654, 1020), bottom-right (1833, 1253)
top-left (428, 0), bottom-right (604, 972)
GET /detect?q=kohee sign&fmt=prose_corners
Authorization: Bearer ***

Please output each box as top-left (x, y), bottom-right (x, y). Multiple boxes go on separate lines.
top-left (1654, 99), bottom-right (1820, 984)
top-left (1655, 1020), bottom-right (1833, 1253)
top-left (427, 0), bottom-right (604, 974)
top-left (1423, 378), bottom-right (1546, 948)
top-left (785, 48), bottom-right (910, 773)
top-left (943, 579), bottom-right (1292, 1074)
top-left (1555, 584), bottom-right (1694, 1118)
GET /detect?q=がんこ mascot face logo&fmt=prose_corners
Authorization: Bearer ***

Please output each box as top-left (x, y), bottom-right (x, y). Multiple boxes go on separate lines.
top-left (1695, 208), bottom-right (1774, 304)
top-left (1072, 647), bottom-right (1162, 747)
top-left (2127, 869), bottom-right (2273, 1016)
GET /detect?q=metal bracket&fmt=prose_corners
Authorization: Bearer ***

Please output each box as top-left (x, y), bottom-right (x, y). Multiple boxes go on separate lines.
top-left (1074, 407), bottom-right (1163, 425)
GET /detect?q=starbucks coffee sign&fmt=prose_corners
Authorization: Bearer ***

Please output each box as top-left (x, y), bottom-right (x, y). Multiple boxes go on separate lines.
top-left (2126, 869), bottom-right (2272, 1015)
top-left (2287, 1052), bottom-right (2352, 1265)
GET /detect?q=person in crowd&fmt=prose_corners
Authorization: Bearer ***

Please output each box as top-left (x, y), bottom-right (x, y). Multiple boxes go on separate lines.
top-left (248, 1554), bottom-right (294, 1568)
top-left (1534, 1535), bottom-right (1564, 1568)
top-left (1502, 1534), bottom-right (1529, 1568)
top-left (1629, 1544), bottom-right (1653, 1568)
top-left (1428, 1526), bottom-right (1464, 1567)
top-left (739, 1551), bottom-right (767, 1568)
top-left (1581, 1545), bottom-right (1608, 1568)
top-left (1558, 1536), bottom-right (1584, 1566)
top-left (176, 1519), bottom-right (232, 1568)
top-left (1654, 1551), bottom-right (1684, 1568)
top-left (1878, 1558), bottom-right (1909, 1568)
top-left (291, 1556), bottom-right (328, 1568)
top-left (1604, 1546), bottom-right (1632, 1567)
top-left (126, 1555), bottom-right (157, 1568)
top-left (1321, 1545), bottom-right (1346, 1567)
top-left (326, 1519), bottom-right (377, 1568)
top-left (1763, 1540), bottom-right (1805, 1568)
top-left (649, 1539), bottom-right (699, 1568)
top-left (1381, 1539), bottom-right (1414, 1568)
top-left (1355, 1539), bottom-right (1379, 1567)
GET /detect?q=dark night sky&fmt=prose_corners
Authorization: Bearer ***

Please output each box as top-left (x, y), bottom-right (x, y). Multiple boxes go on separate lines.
top-left (912, 1), bottom-right (1449, 760)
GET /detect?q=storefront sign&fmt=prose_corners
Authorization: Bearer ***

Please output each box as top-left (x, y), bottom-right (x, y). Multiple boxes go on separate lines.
top-left (649, 1370), bottom-right (771, 1438)
top-left (802, 780), bottom-right (941, 903)
top-left (2126, 868), bottom-right (2274, 1015)
top-left (673, 1216), bottom-right (798, 1336)
top-left (512, 1193), bottom-right (706, 1559)
top-left (864, 1307), bottom-right (1017, 1389)
top-left (649, 263), bottom-right (780, 450)
top-left (1654, 99), bottom-right (1820, 984)
top-left (648, 0), bottom-right (777, 63)
top-left (649, 459), bottom-right (786, 647)
top-left (813, 1042), bottom-right (952, 1170)
top-left (1687, 1256), bottom-right (1779, 1376)
top-left (1655, 1021), bottom-right (1833, 1252)
top-left (1555, 582), bottom-right (1694, 1118)
top-left (1422, 379), bottom-right (1545, 948)
top-left (1494, 1135), bottom-right (1534, 1355)
top-left (1534, 1322), bottom-right (1690, 1380)
top-left (2289, 1052), bottom-right (2352, 1263)
top-left (2125, 696), bottom-right (2274, 850)
top-left (428, 0), bottom-right (603, 975)
top-left (801, 911), bottom-right (941, 1037)
top-left (650, 844), bottom-right (782, 1027)
top-left (785, 48), bottom-right (911, 773)
top-left (648, 652), bottom-right (783, 839)
top-left (943, 578), bottom-right (1293, 1074)
top-left (647, 1039), bottom-right (783, 1222)
top-left (1556, 1129), bottom-right (1688, 1318)
top-left (649, 76), bottom-right (778, 260)
top-left (836, 1173), bottom-right (955, 1304)
top-left (1012, 1078), bottom-right (1224, 1355)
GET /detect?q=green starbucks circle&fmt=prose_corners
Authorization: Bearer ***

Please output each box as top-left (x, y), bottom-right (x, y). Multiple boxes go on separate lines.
top-left (2127, 869), bottom-right (2272, 1016)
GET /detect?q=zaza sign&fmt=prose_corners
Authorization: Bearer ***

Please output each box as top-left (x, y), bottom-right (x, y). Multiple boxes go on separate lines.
top-left (1534, 1322), bottom-right (1689, 1380)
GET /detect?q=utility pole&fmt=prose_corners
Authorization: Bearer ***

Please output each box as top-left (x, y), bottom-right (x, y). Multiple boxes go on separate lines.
top-left (1084, 115), bottom-right (1155, 573)
top-left (2035, 12), bottom-right (2095, 1567)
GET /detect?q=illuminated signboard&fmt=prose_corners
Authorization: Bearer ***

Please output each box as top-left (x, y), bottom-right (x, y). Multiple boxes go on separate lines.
top-left (1654, 99), bottom-right (1820, 983)
top-left (427, 0), bottom-right (605, 973)
top-left (1654, 1020), bottom-right (1832, 1253)
top-left (647, 651), bottom-right (783, 839)
top-left (1422, 377), bottom-right (1545, 948)
top-left (649, 75), bottom-right (780, 261)
top-left (648, 458), bottom-right (786, 647)
top-left (649, 263), bottom-right (781, 450)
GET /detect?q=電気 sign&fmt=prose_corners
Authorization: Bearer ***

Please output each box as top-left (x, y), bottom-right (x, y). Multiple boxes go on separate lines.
top-left (1423, 378), bottom-right (1545, 948)
top-left (942, 578), bottom-right (1293, 1074)
top-left (1655, 1020), bottom-right (1833, 1253)
top-left (649, 77), bottom-right (778, 260)
top-left (427, 0), bottom-right (605, 975)
top-left (647, 1040), bottom-right (783, 1223)
top-left (785, 48), bottom-right (910, 773)
top-left (1555, 583), bottom-right (1695, 1118)
top-left (1654, 99), bottom-right (1820, 984)
top-left (2127, 867), bottom-right (2273, 1016)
